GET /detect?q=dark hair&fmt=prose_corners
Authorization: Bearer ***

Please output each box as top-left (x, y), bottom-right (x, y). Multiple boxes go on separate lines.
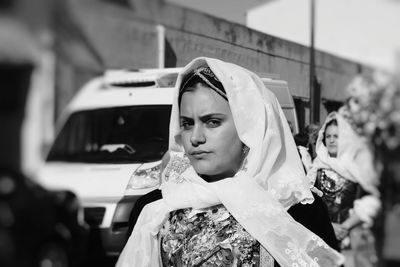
top-left (178, 77), bottom-right (207, 105)
top-left (322, 119), bottom-right (338, 146)
top-left (0, 0), bottom-right (13, 9)
top-left (178, 67), bottom-right (226, 105)
top-left (305, 123), bottom-right (320, 134)
top-left (294, 132), bottom-right (309, 147)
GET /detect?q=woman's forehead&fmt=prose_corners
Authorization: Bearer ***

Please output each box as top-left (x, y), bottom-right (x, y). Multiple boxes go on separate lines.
top-left (179, 85), bottom-right (231, 116)
top-left (325, 124), bottom-right (338, 133)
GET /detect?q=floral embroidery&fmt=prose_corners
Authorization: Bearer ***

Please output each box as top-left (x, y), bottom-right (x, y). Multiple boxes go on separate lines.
top-left (285, 241), bottom-right (315, 267)
top-left (283, 235), bottom-right (327, 267)
top-left (163, 152), bottom-right (191, 183)
top-left (159, 205), bottom-right (264, 266)
top-left (236, 202), bottom-right (284, 221)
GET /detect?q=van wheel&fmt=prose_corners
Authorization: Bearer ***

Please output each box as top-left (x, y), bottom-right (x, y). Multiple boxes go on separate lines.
top-left (37, 242), bottom-right (69, 267)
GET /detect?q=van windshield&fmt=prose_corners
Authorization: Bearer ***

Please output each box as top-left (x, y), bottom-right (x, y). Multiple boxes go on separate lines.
top-left (47, 105), bottom-right (171, 163)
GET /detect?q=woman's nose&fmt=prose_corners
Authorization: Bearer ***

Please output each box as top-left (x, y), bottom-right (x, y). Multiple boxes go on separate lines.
top-left (190, 125), bottom-right (206, 146)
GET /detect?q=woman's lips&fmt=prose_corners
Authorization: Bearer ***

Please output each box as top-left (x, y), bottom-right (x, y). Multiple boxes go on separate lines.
top-left (190, 151), bottom-right (209, 159)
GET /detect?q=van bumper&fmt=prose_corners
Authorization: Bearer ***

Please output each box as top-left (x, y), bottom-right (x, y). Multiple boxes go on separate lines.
top-left (86, 195), bottom-right (142, 256)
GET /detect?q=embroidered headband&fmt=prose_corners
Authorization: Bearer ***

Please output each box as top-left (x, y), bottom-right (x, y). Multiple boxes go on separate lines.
top-left (179, 66), bottom-right (227, 103)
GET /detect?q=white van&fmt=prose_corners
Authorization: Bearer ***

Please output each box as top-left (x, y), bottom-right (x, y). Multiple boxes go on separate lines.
top-left (261, 77), bottom-right (299, 134)
top-left (37, 68), bottom-right (298, 256)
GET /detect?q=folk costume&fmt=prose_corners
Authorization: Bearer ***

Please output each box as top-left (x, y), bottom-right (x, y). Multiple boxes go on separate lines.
top-left (117, 58), bottom-right (343, 267)
top-left (307, 112), bottom-right (381, 266)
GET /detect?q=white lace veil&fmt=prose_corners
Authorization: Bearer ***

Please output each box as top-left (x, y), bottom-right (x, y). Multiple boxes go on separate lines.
top-left (308, 112), bottom-right (380, 196)
top-left (116, 57), bottom-right (344, 267)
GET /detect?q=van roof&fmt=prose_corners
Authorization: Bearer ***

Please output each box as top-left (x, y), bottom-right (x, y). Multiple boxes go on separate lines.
top-left (261, 78), bottom-right (294, 108)
top-left (67, 68), bottom-right (294, 114)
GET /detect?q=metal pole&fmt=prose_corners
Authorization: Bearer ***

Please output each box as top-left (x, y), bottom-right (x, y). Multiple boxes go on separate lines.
top-left (309, 0), bottom-right (316, 123)
top-left (156, 25), bottom-right (165, 68)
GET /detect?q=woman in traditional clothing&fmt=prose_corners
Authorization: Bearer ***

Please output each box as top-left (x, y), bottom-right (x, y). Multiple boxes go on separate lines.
top-left (117, 57), bottom-right (343, 267)
top-left (308, 112), bottom-right (381, 266)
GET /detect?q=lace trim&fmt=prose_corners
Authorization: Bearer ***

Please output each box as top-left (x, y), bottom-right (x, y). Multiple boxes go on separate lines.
top-left (260, 246), bottom-right (274, 267)
top-left (163, 152), bottom-right (191, 183)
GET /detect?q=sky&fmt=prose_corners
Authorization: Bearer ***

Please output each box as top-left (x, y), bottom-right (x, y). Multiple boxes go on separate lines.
top-left (166, 0), bottom-right (272, 24)
top-left (167, 0), bottom-right (400, 71)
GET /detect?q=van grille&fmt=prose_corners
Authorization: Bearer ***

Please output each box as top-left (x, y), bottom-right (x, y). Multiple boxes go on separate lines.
top-left (84, 207), bottom-right (106, 227)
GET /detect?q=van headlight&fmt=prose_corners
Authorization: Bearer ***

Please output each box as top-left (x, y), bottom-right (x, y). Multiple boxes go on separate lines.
top-left (77, 207), bottom-right (88, 228)
top-left (126, 164), bottom-right (161, 190)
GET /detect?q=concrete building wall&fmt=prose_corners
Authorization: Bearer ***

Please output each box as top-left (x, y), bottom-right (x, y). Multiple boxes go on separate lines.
top-left (55, 0), bottom-right (373, 125)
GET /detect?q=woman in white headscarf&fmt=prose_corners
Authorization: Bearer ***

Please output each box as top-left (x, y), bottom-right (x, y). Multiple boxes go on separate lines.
top-left (307, 111), bottom-right (381, 266)
top-left (117, 57), bottom-right (343, 267)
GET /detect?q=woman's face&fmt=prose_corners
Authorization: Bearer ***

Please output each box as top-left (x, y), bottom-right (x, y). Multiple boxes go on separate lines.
top-left (325, 124), bottom-right (338, 157)
top-left (179, 84), bottom-right (243, 182)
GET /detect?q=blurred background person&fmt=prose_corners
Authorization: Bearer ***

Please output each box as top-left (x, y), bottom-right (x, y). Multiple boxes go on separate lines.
top-left (307, 112), bottom-right (381, 267)
top-left (294, 132), bottom-right (313, 173)
top-left (305, 123), bottom-right (320, 159)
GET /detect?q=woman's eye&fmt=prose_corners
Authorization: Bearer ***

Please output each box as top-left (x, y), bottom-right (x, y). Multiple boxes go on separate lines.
top-left (206, 119), bottom-right (221, 128)
top-left (180, 121), bottom-right (192, 130)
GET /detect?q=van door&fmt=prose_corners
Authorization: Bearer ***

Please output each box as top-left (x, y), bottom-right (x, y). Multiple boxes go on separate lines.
top-left (261, 78), bottom-right (299, 134)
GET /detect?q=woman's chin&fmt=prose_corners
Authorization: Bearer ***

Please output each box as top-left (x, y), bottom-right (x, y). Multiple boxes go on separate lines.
top-left (328, 152), bottom-right (337, 158)
top-left (191, 164), bottom-right (222, 180)
top-left (192, 163), bottom-right (214, 176)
